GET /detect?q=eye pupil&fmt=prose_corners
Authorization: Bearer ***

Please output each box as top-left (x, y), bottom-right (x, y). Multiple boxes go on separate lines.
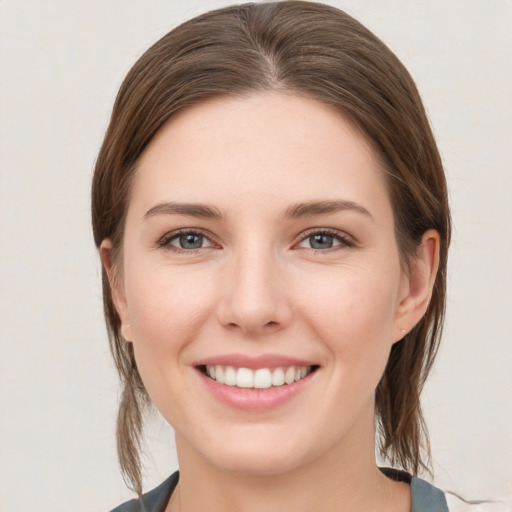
top-left (310, 234), bottom-right (333, 249)
top-left (179, 233), bottom-right (203, 249)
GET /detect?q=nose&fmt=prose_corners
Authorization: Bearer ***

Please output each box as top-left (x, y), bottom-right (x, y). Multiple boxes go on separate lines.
top-left (216, 248), bottom-right (292, 336)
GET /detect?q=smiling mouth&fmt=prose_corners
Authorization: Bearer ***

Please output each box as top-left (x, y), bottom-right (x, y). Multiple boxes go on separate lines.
top-left (197, 365), bottom-right (319, 389)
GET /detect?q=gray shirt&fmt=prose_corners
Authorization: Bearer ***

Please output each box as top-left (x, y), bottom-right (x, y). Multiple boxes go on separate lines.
top-left (110, 469), bottom-right (449, 512)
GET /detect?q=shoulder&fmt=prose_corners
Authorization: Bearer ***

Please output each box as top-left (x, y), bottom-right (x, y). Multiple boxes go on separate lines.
top-left (410, 476), bottom-right (450, 512)
top-left (380, 468), bottom-right (449, 512)
top-left (445, 493), bottom-right (512, 512)
top-left (411, 477), bottom-right (512, 512)
top-left (109, 472), bottom-right (179, 512)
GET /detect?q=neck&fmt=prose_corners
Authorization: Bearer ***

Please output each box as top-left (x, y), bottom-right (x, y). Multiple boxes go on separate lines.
top-left (167, 407), bottom-right (410, 512)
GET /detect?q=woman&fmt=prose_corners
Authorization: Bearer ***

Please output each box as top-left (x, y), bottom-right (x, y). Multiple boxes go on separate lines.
top-left (92, 2), bottom-right (454, 511)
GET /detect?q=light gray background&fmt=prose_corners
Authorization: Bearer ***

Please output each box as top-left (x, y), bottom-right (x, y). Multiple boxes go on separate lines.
top-left (1, 1), bottom-right (511, 510)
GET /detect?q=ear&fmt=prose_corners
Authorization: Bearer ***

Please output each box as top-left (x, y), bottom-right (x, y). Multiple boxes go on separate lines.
top-left (99, 239), bottom-right (133, 341)
top-left (393, 229), bottom-right (440, 342)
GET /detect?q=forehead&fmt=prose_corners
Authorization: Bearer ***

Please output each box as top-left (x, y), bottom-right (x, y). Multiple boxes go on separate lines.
top-left (130, 92), bottom-right (391, 220)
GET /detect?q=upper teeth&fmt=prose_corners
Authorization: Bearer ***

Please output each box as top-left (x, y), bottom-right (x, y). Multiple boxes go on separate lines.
top-left (206, 365), bottom-right (311, 389)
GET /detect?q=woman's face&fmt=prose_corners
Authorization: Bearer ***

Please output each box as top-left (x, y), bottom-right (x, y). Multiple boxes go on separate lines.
top-left (104, 92), bottom-right (429, 476)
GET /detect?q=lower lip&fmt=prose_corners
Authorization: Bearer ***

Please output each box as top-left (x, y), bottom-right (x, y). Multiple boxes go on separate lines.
top-left (197, 369), bottom-right (316, 411)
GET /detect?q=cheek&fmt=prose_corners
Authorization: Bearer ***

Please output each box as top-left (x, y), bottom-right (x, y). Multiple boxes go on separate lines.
top-left (295, 264), bottom-right (400, 371)
top-left (125, 260), bottom-right (213, 336)
top-left (122, 263), bottom-right (217, 386)
top-left (122, 266), bottom-right (218, 418)
top-left (300, 264), bottom-right (398, 330)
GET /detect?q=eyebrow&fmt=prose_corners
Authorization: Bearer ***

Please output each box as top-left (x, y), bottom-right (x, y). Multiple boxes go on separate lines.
top-left (284, 200), bottom-right (373, 220)
top-left (144, 202), bottom-right (223, 220)
top-left (143, 199), bottom-right (372, 222)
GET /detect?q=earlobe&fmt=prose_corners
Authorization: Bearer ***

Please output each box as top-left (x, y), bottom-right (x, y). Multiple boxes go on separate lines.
top-left (393, 229), bottom-right (440, 342)
top-left (99, 239), bottom-right (132, 340)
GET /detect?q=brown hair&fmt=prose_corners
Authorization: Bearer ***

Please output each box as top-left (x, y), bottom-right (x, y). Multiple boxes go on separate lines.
top-left (92, 1), bottom-right (451, 495)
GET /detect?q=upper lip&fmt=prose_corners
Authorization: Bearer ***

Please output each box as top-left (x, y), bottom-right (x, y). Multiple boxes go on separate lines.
top-left (194, 353), bottom-right (318, 370)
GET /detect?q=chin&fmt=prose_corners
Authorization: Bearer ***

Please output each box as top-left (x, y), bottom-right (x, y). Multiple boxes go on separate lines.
top-left (180, 425), bottom-right (313, 477)
top-left (211, 447), bottom-right (306, 477)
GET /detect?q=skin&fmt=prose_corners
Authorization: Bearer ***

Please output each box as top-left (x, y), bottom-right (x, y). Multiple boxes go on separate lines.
top-left (101, 92), bottom-right (439, 512)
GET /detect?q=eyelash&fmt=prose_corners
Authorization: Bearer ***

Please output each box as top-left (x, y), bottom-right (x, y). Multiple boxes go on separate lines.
top-left (156, 228), bottom-right (355, 254)
top-left (294, 228), bottom-right (356, 252)
top-left (156, 229), bottom-right (218, 254)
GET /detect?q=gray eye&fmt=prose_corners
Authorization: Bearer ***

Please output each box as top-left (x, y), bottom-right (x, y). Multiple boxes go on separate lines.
top-left (162, 230), bottom-right (215, 252)
top-left (309, 234), bottom-right (334, 249)
top-left (177, 233), bottom-right (204, 249)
